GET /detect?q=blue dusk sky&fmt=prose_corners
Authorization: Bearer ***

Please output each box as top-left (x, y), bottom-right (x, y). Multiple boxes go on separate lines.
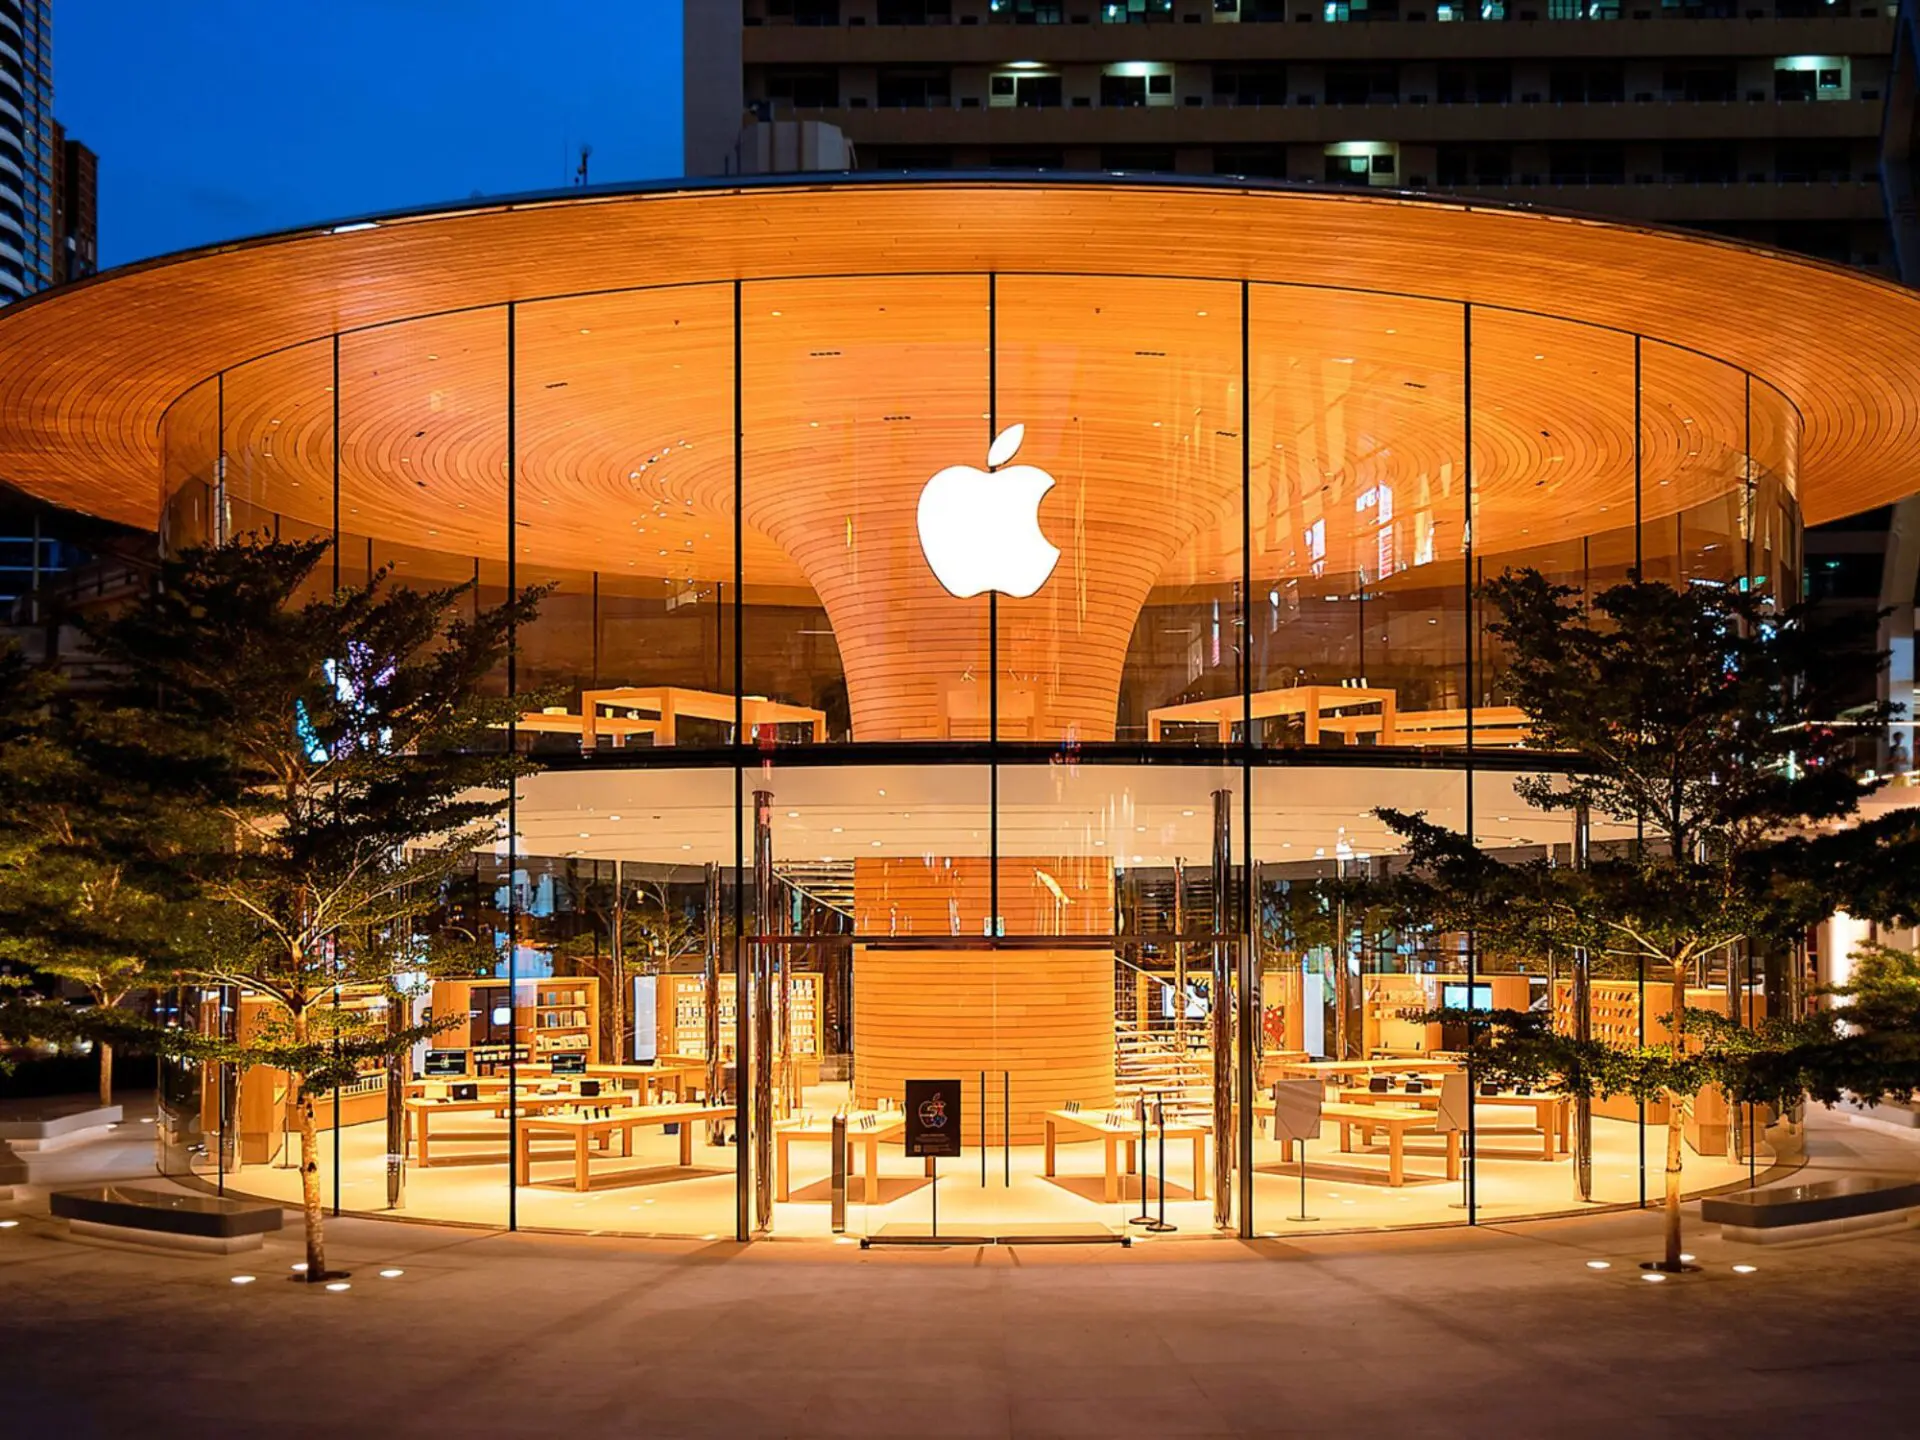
top-left (55, 0), bottom-right (685, 269)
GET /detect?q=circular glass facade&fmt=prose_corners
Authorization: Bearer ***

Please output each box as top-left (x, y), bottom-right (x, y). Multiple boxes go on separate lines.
top-left (151, 272), bottom-right (1800, 1239)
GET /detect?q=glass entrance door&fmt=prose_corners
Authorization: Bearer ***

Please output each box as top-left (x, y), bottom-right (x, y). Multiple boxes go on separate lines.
top-left (751, 762), bottom-right (1248, 1243)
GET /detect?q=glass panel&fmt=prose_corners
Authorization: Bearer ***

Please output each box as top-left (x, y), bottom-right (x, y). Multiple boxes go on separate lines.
top-left (1248, 288), bottom-right (1467, 750)
top-left (1249, 760), bottom-right (1470, 1231)
top-left (993, 276), bottom-right (1244, 745)
top-left (445, 767), bottom-right (744, 1238)
top-left (1640, 340), bottom-right (1748, 588)
top-left (1000, 760), bottom-right (1246, 1233)
top-left (1471, 314), bottom-right (1637, 720)
top-left (742, 276), bottom-right (991, 744)
top-left (515, 287), bottom-right (739, 751)
top-left (159, 375), bottom-right (219, 554)
top-left (221, 340), bottom-right (336, 604)
top-left (755, 762), bottom-right (990, 1239)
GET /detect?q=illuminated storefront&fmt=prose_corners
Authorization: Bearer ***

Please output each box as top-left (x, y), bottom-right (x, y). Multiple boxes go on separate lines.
top-left (4, 176), bottom-right (1918, 1241)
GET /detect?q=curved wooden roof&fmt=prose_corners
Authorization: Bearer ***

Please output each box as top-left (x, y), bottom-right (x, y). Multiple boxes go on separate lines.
top-left (0, 175), bottom-right (1912, 563)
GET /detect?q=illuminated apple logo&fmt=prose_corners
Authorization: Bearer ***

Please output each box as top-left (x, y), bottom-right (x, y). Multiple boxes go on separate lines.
top-left (916, 424), bottom-right (1060, 599)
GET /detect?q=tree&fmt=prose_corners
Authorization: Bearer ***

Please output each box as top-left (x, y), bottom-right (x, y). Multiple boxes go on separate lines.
top-left (83, 536), bottom-right (545, 1280)
top-left (0, 697), bottom-right (200, 1106)
top-left (1382, 570), bottom-right (1917, 1270)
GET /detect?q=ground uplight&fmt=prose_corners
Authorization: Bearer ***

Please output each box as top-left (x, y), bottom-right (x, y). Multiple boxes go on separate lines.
top-left (1732, 1264), bottom-right (1758, 1274)
top-left (1641, 1273), bottom-right (1667, 1284)
top-left (378, 1268), bottom-right (404, 1279)
top-left (230, 1275), bottom-right (256, 1285)
top-left (1585, 1260), bottom-right (1610, 1270)
top-left (324, 1281), bottom-right (351, 1292)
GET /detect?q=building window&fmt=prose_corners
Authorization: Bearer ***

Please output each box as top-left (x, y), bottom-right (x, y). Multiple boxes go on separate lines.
top-left (1324, 64), bottom-right (1399, 106)
top-left (1435, 143), bottom-right (1513, 186)
top-left (1661, 63), bottom-right (1737, 103)
top-left (762, 68), bottom-right (840, 110)
top-left (1549, 142), bottom-right (1625, 184)
top-left (1776, 138), bottom-right (1851, 182)
top-left (1101, 145), bottom-right (1179, 171)
top-left (877, 67), bottom-right (953, 108)
top-left (1214, 64), bottom-right (1288, 106)
top-left (1102, 67), bottom-right (1175, 107)
top-left (1662, 141), bottom-right (1738, 184)
top-left (1549, 62), bottom-right (1624, 103)
top-left (1213, 144), bottom-right (1291, 178)
top-left (1774, 57), bottom-right (1850, 102)
top-left (1324, 142), bottom-right (1399, 185)
top-left (991, 71), bottom-right (1064, 107)
top-left (877, 0), bottom-right (953, 19)
top-left (987, 147), bottom-right (1067, 169)
top-left (1436, 63), bottom-right (1511, 104)
top-left (866, 146), bottom-right (954, 171)
top-left (990, 0), bottom-right (1066, 20)
top-left (1101, 0), bottom-right (1175, 18)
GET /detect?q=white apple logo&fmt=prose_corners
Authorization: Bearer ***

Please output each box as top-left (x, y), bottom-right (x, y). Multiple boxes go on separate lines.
top-left (916, 424), bottom-right (1061, 599)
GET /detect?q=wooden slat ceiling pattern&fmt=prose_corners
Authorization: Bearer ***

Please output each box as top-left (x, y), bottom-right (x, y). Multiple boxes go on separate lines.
top-left (1, 181), bottom-right (1902, 573)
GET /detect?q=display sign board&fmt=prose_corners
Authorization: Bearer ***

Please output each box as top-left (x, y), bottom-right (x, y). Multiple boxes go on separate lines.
top-left (903, 1078), bottom-right (963, 1159)
top-left (1436, 1072), bottom-right (1471, 1134)
top-left (1271, 1079), bottom-right (1324, 1144)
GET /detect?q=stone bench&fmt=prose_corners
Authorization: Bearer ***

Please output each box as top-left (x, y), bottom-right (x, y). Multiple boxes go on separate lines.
top-left (0, 1141), bottom-right (24, 1200)
top-left (50, 1185), bottom-right (285, 1254)
top-left (1701, 1173), bottom-right (1920, 1245)
top-left (0, 1104), bottom-right (124, 1153)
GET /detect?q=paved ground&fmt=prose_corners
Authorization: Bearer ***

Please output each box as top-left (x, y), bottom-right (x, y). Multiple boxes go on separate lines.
top-left (4, 1108), bottom-right (1920, 1438)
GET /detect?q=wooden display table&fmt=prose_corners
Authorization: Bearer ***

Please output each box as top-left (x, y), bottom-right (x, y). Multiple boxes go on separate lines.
top-left (405, 1092), bottom-right (636, 1167)
top-left (1148, 685), bottom-right (1398, 746)
top-left (515, 1102), bottom-right (732, 1192)
top-left (1043, 1110), bottom-right (1209, 1204)
top-left (1320, 1101), bottom-right (1461, 1188)
top-left (531, 1062), bottom-right (709, 1104)
top-left (1277, 1059), bottom-right (1464, 1087)
top-left (1337, 1087), bottom-right (1569, 1159)
top-left (774, 1111), bottom-right (934, 1203)
top-left (582, 685), bottom-right (826, 748)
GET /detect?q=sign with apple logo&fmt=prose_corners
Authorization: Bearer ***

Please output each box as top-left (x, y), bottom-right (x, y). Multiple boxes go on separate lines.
top-left (916, 424), bottom-right (1061, 599)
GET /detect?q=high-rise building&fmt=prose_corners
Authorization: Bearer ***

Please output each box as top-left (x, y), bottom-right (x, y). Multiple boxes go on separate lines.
top-left (1, 0), bottom-right (54, 300)
top-left (50, 121), bottom-right (96, 285)
top-left (2, 1), bottom-right (94, 301)
top-left (685, 0), bottom-right (1895, 271)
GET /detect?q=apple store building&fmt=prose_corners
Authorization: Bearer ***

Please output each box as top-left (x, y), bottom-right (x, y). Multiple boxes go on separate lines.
top-left (4, 175), bottom-right (1920, 1244)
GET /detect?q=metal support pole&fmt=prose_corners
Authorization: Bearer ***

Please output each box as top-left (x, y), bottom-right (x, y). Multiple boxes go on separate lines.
top-left (1333, 889), bottom-right (1351, 1061)
top-left (385, 991), bottom-right (406, 1209)
top-left (1172, 856), bottom-right (1187, 1053)
top-left (1572, 801), bottom-right (1594, 1203)
top-left (1210, 789), bottom-right (1234, 1230)
top-left (830, 1112), bottom-right (848, 1235)
top-left (752, 789), bottom-right (775, 1232)
top-left (703, 863), bottom-right (724, 1143)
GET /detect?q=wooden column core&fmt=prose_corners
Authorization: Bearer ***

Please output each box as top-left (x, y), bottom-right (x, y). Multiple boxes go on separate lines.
top-left (850, 856), bottom-right (1115, 1145)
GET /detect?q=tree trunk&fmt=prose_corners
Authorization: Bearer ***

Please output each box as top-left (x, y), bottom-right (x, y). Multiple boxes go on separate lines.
top-left (97, 1040), bottom-right (114, 1109)
top-left (1663, 961), bottom-right (1689, 1269)
top-left (1662, 1086), bottom-right (1687, 1270)
top-left (292, 1012), bottom-right (326, 1279)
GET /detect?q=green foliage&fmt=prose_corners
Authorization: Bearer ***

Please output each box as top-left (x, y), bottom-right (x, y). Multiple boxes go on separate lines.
top-left (1482, 570), bottom-right (1877, 860)
top-left (72, 535), bottom-right (547, 1058)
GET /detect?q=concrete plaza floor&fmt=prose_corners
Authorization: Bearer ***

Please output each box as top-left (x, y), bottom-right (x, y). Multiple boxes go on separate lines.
top-left (4, 1104), bottom-right (1919, 1438)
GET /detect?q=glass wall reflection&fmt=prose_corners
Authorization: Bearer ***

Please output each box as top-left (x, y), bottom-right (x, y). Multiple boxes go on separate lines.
top-left (148, 277), bottom-right (1801, 1239)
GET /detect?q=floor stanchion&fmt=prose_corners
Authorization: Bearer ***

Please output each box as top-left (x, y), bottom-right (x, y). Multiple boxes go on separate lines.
top-left (1145, 1091), bottom-right (1176, 1234)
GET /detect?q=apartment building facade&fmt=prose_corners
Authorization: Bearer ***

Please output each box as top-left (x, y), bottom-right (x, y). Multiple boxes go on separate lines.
top-left (686, 0), bottom-right (1896, 269)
